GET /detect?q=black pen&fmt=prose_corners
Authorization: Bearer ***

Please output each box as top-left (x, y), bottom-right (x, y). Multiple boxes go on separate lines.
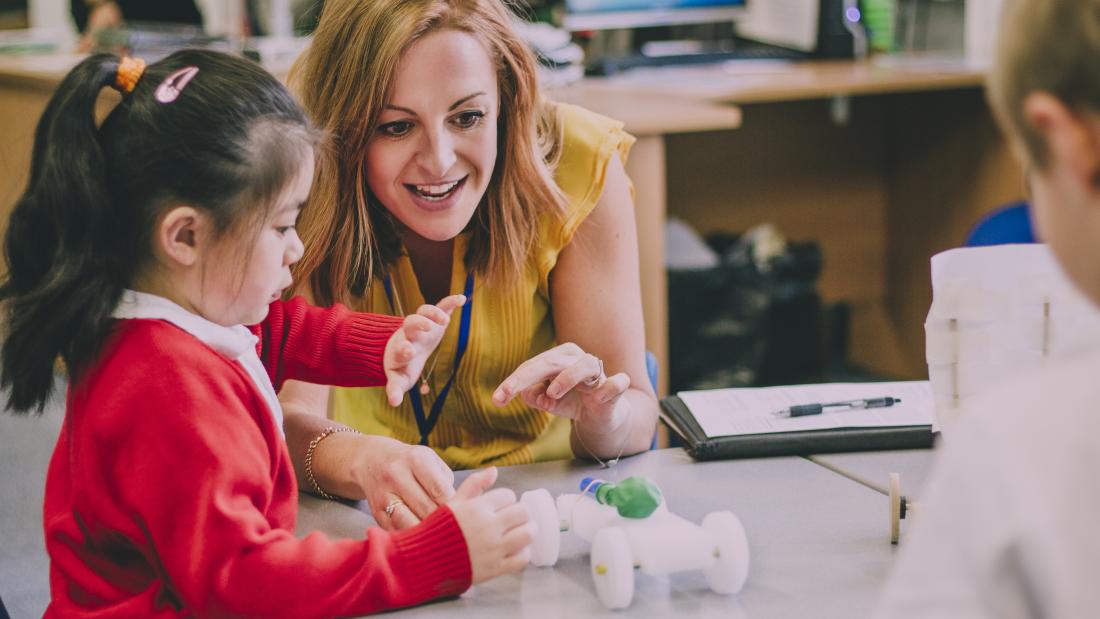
top-left (770, 397), bottom-right (902, 418)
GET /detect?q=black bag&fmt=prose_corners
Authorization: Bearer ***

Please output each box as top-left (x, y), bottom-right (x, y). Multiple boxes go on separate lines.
top-left (668, 231), bottom-right (823, 392)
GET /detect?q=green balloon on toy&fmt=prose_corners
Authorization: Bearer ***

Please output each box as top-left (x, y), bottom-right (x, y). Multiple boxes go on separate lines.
top-left (581, 476), bottom-right (663, 519)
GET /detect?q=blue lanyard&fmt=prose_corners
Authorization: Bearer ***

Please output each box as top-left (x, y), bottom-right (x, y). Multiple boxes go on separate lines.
top-left (382, 272), bottom-right (474, 446)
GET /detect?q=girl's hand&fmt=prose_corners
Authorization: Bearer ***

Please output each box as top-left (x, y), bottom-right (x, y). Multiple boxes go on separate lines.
top-left (383, 294), bottom-right (466, 406)
top-left (492, 343), bottom-right (631, 434)
top-left (447, 467), bottom-right (535, 584)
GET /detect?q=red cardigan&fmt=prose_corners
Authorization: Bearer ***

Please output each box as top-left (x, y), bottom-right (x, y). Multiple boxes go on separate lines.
top-left (42, 298), bottom-right (472, 618)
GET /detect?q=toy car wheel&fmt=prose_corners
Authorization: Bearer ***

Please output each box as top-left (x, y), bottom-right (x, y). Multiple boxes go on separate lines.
top-left (889, 473), bottom-right (902, 544)
top-left (702, 511), bottom-right (750, 594)
top-left (521, 489), bottom-right (561, 567)
top-left (590, 527), bottom-right (634, 609)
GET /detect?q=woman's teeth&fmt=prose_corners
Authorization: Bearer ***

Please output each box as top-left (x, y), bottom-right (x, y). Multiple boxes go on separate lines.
top-left (413, 179), bottom-right (460, 200)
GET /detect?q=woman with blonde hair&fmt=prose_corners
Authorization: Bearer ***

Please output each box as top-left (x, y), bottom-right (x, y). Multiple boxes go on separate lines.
top-left (280, 0), bottom-right (658, 530)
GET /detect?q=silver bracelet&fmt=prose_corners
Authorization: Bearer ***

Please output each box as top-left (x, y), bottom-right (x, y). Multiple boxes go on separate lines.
top-left (304, 426), bottom-right (360, 500)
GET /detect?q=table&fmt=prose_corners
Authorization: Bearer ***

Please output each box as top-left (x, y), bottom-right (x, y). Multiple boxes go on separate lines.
top-left (0, 390), bottom-right (936, 618)
top-left (298, 447), bottom-right (935, 618)
top-left (808, 449), bottom-right (936, 500)
top-left (805, 448), bottom-right (938, 545)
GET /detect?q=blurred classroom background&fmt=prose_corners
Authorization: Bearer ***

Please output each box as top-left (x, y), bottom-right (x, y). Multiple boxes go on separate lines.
top-left (0, 0), bottom-right (1020, 397)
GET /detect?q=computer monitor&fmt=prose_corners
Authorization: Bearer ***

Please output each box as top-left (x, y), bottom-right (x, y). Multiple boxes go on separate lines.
top-left (562, 0), bottom-right (747, 32)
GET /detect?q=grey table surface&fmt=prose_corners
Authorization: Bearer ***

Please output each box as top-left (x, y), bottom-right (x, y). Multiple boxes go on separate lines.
top-left (806, 449), bottom-right (937, 499)
top-left (1, 390), bottom-right (935, 619)
top-left (298, 448), bottom-right (935, 619)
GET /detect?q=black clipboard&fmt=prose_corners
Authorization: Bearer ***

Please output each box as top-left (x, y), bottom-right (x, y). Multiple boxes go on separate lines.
top-left (660, 395), bottom-right (934, 461)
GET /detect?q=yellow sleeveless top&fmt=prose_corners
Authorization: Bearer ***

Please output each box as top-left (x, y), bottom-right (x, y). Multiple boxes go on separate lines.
top-left (332, 103), bottom-right (635, 469)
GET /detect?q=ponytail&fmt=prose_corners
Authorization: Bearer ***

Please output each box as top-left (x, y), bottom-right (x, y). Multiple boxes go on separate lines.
top-left (1, 54), bottom-right (127, 413)
top-left (2, 49), bottom-right (316, 414)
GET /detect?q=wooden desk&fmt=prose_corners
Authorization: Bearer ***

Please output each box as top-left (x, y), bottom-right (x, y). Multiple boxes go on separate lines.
top-left (557, 58), bottom-right (1024, 383)
top-left (577, 57), bottom-right (989, 103)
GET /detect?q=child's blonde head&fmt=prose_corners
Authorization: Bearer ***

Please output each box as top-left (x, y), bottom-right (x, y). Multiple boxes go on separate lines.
top-left (987, 0), bottom-right (1100, 169)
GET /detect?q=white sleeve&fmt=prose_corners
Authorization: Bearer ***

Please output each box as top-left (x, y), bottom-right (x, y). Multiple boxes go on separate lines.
top-left (872, 425), bottom-right (1032, 619)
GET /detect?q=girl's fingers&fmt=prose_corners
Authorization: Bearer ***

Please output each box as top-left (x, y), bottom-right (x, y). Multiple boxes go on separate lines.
top-left (501, 520), bottom-right (537, 556)
top-left (478, 487), bottom-right (518, 511)
top-left (410, 296), bottom-right (465, 332)
top-left (434, 294), bottom-right (467, 316)
top-left (454, 466), bottom-right (497, 501)
top-left (500, 547), bottom-right (533, 573)
top-left (386, 376), bottom-right (408, 406)
top-left (496, 502), bottom-right (531, 530)
top-left (395, 342), bottom-right (413, 363)
top-left (402, 315), bottom-right (434, 342)
top-left (415, 303), bottom-right (450, 326)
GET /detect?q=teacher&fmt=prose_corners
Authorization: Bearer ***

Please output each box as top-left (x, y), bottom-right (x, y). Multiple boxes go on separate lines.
top-left (280, 0), bottom-right (658, 529)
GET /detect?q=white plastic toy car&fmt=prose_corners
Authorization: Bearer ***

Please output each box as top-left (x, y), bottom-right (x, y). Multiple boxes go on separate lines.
top-left (520, 477), bottom-right (750, 609)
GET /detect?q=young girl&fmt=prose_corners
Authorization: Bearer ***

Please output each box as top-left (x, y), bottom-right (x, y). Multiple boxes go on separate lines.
top-left (1, 50), bottom-right (533, 617)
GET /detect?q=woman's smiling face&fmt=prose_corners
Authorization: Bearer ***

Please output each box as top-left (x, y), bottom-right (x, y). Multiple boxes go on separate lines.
top-left (366, 29), bottom-right (500, 242)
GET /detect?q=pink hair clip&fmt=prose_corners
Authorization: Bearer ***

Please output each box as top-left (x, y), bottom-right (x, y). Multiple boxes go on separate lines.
top-left (155, 66), bottom-right (199, 104)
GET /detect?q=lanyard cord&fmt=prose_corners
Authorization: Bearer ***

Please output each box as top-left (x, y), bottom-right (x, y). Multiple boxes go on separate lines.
top-left (383, 272), bottom-right (474, 445)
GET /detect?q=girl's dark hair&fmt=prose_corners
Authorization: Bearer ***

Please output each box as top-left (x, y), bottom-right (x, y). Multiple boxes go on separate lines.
top-left (1, 50), bottom-right (317, 413)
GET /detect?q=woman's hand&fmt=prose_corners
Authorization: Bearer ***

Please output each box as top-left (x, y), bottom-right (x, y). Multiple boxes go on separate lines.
top-left (491, 343), bottom-right (631, 434)
top-left (383, 294), bottom-right (466, 406)
top-left (350, 434), bottom-right (456, 530)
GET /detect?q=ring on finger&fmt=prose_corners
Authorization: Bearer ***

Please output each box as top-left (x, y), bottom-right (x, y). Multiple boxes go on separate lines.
top-left (384, 497), bottom-right (406, 517)
top-left (581, 357), bottom-right (604, 388)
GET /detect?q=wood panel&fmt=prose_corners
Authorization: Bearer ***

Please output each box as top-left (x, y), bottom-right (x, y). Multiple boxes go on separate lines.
top-left (583, 57), bottom-right (985, 105)
top-left (0, 84), bottom-right (50, 250)
top-left (883, 88), bottom-right (1025, 377)
top-left (625, 136), bottom-right (669, 396)
top-left (665, 99), bottom-right (888, 305)
top-left (663, 91), bottom-right (1022, 380)
top-left (0, 86), bottom-right (120, 270)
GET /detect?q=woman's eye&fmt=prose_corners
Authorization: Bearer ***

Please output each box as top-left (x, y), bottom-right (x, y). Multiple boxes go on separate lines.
top-left (379, 121), bottom-right (413, 137)
top-left (453, 110), bottom-right (484, 129)
top-left (275, 226), bottom-right (294, 235)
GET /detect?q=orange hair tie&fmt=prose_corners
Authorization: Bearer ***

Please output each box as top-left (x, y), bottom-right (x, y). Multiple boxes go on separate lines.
top-left (113, 56), bottom-right (146, 95)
